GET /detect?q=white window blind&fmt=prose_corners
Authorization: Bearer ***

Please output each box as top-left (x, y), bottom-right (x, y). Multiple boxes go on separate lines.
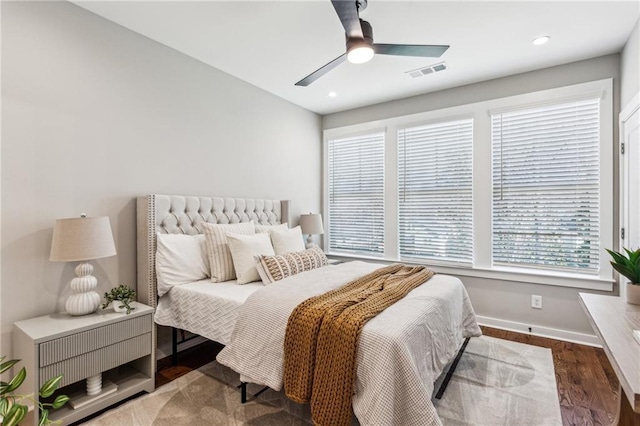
top-left (492, 98), bottom-right (600, 272)
top-left (328, 132), bottom-right (385, 256)
top-left (398, 119), bottom-right (474, 264)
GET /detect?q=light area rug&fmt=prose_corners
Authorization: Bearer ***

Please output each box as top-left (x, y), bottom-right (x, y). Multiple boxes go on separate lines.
top-left (83, 336), bottom-right (562, 426)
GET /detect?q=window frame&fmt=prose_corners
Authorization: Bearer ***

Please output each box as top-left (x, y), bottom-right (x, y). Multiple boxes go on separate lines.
top-left (323, 79), bottom-right (614, 291)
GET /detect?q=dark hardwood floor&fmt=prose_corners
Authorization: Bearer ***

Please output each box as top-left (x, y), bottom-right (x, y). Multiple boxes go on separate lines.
top-left (156, 327), bottom-right (619, 426)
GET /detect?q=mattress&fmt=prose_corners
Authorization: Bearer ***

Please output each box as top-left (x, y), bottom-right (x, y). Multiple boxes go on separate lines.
top-left (154, 279), bottom-right (264, 345)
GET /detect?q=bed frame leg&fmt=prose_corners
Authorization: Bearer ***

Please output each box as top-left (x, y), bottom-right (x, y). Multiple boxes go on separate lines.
top-left (435, 337), bottom-right (470, 400)
top-left (172, 327), bottom-right (178, 366)
top-left (241, 382), bottom-right (247, 404)
top-left (238, 382), bottom-right (268, 403)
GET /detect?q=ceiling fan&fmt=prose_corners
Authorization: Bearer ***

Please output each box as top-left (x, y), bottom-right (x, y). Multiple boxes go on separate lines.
top-left (295, 0), bottom-right (449, 87)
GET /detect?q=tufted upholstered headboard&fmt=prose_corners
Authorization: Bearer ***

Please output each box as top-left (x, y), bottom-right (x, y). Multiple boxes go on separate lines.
top-left (136, 194), bottom-right (291, 310)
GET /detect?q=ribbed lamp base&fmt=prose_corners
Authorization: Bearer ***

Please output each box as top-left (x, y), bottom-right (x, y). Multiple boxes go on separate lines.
top-left (66, 262), bottom-right (102, 316)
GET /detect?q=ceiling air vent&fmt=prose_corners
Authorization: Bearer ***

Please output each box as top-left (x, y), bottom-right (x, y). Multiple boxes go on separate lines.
top-left (406, 62), bottom-right (447, 79)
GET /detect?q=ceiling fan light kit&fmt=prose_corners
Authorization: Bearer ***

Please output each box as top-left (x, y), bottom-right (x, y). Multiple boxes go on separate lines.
top-left (295, 0), bottom-right (450, 86)
top-left (347, 44), bottom-right (374, 64)
top-left (346, 19), bottom-right (374, 64)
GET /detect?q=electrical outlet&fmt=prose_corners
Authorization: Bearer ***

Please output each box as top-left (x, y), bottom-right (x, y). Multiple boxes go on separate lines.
top-left (531, 295), bottom-right (542, 309)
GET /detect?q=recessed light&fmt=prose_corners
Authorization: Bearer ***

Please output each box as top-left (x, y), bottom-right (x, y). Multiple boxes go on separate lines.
top-left (328, 91), bottom-right (337, 98)
top-left (532, 35), bottom-right (551, 46)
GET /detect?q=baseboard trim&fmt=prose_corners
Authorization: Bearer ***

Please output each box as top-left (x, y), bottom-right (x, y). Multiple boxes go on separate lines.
top-left (477, 315), bottom-right (601, 348)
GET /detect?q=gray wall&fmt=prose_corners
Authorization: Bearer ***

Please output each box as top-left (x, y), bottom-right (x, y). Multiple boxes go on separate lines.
top-left (1, 1), bottom-right (321, 356)
top-left (621, 17), bottom-right (640, 108)
top-left (323, 54), bottom-right (621, 339)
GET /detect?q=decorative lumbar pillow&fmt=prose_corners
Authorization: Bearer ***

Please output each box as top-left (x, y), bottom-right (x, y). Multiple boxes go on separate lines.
top-left (227, 232), bottom-right (275, 284)
top-left (269, 225), bottom-right (305, 255)
top-left (257, 246), bottom-right (328, 284)
top-left (155, 233), bottom-right (209, 296)
top-left (255, 258), bottom-right (271, 284)
top-left (255, 223), bottom-right (288, 233)
top-left (201, 221), bottom-right (256, 282)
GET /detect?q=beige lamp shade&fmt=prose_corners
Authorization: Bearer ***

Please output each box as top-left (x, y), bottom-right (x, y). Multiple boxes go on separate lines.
top-left (299, 213), bottom-right (324, 236)
top-left (50, 216), bottom-right (117, 262)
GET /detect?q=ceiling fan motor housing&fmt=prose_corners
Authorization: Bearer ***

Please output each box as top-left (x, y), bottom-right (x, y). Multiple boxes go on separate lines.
top-left (346, 19), bottom-right (373, 51)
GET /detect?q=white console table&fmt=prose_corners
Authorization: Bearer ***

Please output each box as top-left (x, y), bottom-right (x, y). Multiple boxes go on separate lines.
top-left (579, 293), bottom-right (640, 425)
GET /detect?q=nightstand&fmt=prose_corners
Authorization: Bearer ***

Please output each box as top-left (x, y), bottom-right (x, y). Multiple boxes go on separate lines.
top-left (13, 302), bottom-right (155, 425)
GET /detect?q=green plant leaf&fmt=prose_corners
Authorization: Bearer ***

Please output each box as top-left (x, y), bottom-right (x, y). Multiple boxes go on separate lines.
top-left (624, 247), bottom-right (639, 263)
top-left (0, 396), bottom-right (14, 416)
top-left (610, 262), bottom-right (637, 282)
top-left (0, 359), bottom-right (20, 375)
top-left (3, 403), bottom-right (28, 426)
top-left (607, 248), bottom-right (640, 282)
top-left (39, 375), bottom-right (63, 398)
top-left (4, 367), bottom-right (26, 393)
top-left (38, 408), bottom-right (49, 426)
top-left (0, 398), bottom-right (7, 416)
top-left (52, 394), bottom-right (70, 409)
top-left (607, 249), bottom-right (628, 265)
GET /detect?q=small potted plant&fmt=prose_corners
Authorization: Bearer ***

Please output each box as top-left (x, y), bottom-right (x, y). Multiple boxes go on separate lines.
top-left (606, 248), bottom-right (640, 305)
top-left (102, 285), bottom-right (136, 314)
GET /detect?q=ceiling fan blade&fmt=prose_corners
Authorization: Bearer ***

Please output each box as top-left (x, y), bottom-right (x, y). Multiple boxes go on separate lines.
top-left (295, 54), bottom-right (347, 87)
top-left (331, 0), bottom-right (363, 39)
top-left (374, 44), bottom-right (449, 58)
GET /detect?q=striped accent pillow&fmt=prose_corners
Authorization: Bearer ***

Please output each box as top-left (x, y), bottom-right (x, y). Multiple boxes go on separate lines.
top-left (257, 246), bottom-right (328, 284)
top-left (202, 221), bottom-right (256, 282)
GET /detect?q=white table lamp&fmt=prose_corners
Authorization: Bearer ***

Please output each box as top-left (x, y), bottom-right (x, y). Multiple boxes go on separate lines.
top-left (50, 215), bottom-right (116, 316)
top-left (300, 213), bottom-right (324, 249)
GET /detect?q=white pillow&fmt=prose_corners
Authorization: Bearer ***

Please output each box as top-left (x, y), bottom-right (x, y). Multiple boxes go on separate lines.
top-left (269, 226), bottom-right (305, 255)
top-left (227, 233), bottom-right (275, 284)
top-left (155, 233), bottom-right (209, 297)
top-left (201, 221), bottom-right (256, 282)
top-left (255, 223), bottom-right (288, 233)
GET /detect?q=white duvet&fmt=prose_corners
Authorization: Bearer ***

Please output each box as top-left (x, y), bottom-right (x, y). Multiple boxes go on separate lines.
top-left (217, 261), bottom-right (482, 426)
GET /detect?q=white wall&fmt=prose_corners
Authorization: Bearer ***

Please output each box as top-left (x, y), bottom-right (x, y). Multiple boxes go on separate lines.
top-left (1, 1), bottom-right (321, 357)
top-left (323, 54), bottom-right (621, 342)
top-left (621, 17), bottom-right (640, 108)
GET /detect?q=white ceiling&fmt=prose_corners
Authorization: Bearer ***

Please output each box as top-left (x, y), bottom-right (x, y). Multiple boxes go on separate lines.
top-left (72, 1), bottom-right (640, 115)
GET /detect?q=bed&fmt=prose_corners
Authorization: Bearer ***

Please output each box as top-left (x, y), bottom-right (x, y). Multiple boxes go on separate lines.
top-left (136, 194), bottom-right (291, 361)
top-left (137, 194), bottom-right (481, 426)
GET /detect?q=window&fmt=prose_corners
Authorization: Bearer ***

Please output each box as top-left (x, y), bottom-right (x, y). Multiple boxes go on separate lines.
top-left (398, 119), bottom-right (473, 264)
top-left (324, 79), bottom-right (612, 289)
top-left (491, 98), bottom-right (600, 273)
top-left (327, 132), bottom-right (385, 256)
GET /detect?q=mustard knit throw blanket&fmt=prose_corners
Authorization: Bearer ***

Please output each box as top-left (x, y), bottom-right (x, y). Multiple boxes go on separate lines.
top-left (283, 264), bottom-right (435, 426)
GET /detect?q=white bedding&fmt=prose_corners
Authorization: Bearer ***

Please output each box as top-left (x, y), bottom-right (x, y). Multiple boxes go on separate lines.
top-left (217, 261), bottom-right (482, 426)
top-left (154, 279), bottom-right (264, 345)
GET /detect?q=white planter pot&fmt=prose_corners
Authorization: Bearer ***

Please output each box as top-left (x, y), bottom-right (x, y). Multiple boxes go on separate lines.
top-left (112, 302), bottom-right (128, 313)
top-left (627, 283), bottom-right (640, 305)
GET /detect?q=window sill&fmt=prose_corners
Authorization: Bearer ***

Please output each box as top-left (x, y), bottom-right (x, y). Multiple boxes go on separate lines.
top-left (325, 253), bottom-right (614, 291)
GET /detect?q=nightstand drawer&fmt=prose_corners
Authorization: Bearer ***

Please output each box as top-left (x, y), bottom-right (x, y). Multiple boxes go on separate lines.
top-left (40, 333), bottom-right (151, 387)
top-left (39, 314), bottom-right (152, 367)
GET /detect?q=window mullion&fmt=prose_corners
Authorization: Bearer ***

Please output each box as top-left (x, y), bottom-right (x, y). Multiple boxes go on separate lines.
top-left (385, 126), bottom-right (399, 260)
top-left (473, 114), bottom-right (492, 269)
